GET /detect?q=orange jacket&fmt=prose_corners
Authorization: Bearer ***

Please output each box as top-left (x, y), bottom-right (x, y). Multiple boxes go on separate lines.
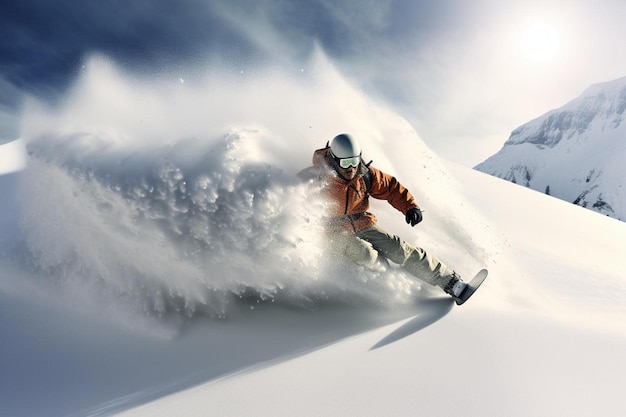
top-left (299, 147), bottom-right (419, 232)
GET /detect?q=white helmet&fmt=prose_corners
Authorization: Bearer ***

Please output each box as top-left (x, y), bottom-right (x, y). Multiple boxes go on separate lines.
top-left (329, 133), bottom-right (361, 159)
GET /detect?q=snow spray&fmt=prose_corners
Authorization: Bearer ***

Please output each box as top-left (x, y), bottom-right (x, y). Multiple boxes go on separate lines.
top-left (16, 52), bottom-right (493, 325)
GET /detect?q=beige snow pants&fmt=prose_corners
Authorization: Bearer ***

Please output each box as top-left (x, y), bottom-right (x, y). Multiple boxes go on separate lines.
top-left (328, 225), bottom-right (456, 290)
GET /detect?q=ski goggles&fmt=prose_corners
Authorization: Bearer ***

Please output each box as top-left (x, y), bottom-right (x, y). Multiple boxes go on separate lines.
top-left (336, 155), bottom-right (361, 169)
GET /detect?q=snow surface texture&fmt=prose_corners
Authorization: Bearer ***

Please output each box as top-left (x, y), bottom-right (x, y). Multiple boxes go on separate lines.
top-left (475, 76), bottom-right (626, 221)
top-left (1, 52), bottom-right (625, 417)
top-left (0, 139), bottom-right (25, 174)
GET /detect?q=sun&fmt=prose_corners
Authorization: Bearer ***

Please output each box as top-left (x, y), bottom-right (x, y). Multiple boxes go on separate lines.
top-left (520, 23), bottom-right (561, 62)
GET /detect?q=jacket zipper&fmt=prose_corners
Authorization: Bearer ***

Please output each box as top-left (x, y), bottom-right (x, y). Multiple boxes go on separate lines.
top-left (346, 184), bottom-right (359, 233)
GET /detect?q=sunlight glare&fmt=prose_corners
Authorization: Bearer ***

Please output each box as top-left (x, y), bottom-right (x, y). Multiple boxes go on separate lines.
top-left (520, 23), bottom-right (561, 62)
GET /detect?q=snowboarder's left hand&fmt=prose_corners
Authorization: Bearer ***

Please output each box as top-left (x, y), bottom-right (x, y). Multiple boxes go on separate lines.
top-left (405, 207), bottom-right (423, 227)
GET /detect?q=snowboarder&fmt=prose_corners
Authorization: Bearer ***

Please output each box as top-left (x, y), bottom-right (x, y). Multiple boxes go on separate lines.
top-left (298, 133), bottom-right (469, 303)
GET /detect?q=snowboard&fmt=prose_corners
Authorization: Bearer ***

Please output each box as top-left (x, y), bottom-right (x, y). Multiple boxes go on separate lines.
top-left (452, 269), bottom-right (488, 305)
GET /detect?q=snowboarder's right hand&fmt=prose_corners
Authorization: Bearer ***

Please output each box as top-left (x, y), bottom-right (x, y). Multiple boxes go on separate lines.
top-left (405, 208), bottom-right (423, 227)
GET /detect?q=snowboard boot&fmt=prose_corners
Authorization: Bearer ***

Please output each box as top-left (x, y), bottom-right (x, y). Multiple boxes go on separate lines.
top-left (444, 273), bottom-right (467, 299)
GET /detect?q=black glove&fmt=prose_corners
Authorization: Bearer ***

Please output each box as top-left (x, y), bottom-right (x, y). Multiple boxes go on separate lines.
top-left (405, 207), bottom-right (423, 227)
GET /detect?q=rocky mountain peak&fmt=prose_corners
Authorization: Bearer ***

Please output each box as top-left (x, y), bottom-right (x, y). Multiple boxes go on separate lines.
top-left (475, 76), bottom-right (626, 221)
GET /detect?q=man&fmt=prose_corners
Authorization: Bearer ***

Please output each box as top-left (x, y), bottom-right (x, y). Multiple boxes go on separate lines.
top-left (298, 133), bottom-right (467, 301)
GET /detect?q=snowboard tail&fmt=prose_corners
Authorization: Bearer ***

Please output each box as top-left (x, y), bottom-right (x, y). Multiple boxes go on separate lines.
top-left (452, 269), bottom-right (488, 305)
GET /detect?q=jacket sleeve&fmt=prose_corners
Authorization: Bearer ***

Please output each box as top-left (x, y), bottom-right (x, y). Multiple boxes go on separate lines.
top-left (297, 147), bottom-right (331, 182)
top-left (297, 165), bottom-right (319, 182)
top-left (368, 166), bottom-right (419, 214)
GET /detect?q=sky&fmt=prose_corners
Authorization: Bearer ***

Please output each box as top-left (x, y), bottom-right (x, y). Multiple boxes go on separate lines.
top-left (2, 0), bottom-right (626, 165)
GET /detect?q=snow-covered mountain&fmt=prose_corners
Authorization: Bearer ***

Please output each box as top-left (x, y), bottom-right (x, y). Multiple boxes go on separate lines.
top-left (475, 76), bottom-right (626, 221)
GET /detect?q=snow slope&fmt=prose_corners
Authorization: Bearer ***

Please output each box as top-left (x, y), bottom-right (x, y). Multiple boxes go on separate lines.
top-left (1, 53), bottom-right (625, 417)
top-left (119, 163), bottom-right (626, 417)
